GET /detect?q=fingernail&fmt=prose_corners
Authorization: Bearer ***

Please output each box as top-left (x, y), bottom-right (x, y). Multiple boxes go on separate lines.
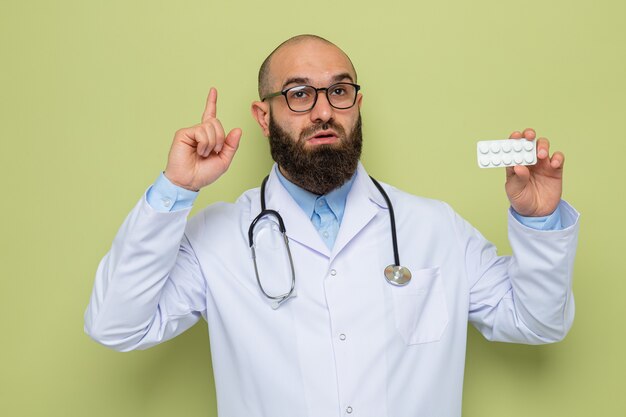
top-left (538, 149), bottom-right (548, 158)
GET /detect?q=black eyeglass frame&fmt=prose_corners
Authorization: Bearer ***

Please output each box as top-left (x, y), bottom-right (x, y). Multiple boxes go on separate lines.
top-left (261, 82), bottom-right (361, 112)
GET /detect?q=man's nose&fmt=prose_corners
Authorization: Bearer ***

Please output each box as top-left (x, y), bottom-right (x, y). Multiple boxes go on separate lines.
top-left (309, 90), bottom-right (334, 123)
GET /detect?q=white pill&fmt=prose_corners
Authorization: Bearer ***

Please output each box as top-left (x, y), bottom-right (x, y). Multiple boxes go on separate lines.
top-left (524, 153), bottom-right (535, 164)
top-left (479, 143), bottom-right (490, 154)
top-left (512, 141), bottom-right (522, 151)
top-left (491, 155), bottom-right (501, 165)
top-left (523, 141), bottom-right (534, 151)
top-left (514, 154), bottom-right (523, 164)
top-left (490, 142), bottom-right (501, 153)
top-left (502, 141), bottom-right (512, 152)
top-left (502, 154), bottom-right (512, 165)
top-left (479, 156), bottom-right (490, 167)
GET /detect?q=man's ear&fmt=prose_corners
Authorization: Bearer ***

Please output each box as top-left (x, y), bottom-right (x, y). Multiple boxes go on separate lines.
top-left (251, 101), bottom-right (270, 137)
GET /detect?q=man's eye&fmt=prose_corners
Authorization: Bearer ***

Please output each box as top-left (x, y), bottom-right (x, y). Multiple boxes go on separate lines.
top-left (331, 87), bottom-right (347, 96)
top-left (288, 88), bottom-right (310, 100)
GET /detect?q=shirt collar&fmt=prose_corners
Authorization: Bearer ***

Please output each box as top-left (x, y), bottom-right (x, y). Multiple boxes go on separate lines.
top-left (274, 165), bottom-right (356, 222)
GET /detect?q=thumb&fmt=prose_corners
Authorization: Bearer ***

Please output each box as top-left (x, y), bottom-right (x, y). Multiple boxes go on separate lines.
top-left (513, 164), bottom-right (530, 181)
top-left (507, 165), bottom-right (531, 188)
top-left (218, 128), bottom-right (243, 164)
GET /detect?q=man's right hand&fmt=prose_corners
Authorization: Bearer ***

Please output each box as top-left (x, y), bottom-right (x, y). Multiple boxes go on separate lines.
top-left (164, 88), bottom-right (242, 191)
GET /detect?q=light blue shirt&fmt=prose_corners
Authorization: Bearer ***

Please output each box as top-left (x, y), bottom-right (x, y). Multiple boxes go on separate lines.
top-left (146, 169), bottom-right (563, 247)
top-left (274, 166), bottom-right (355, 249)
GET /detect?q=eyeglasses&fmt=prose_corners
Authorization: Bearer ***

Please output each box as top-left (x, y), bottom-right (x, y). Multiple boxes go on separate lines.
top-left (262, 82), bottom-right (361, 112)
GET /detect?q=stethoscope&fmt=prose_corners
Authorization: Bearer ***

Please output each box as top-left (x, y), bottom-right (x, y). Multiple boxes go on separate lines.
top-left (248, 175), bottom-right (412, 308)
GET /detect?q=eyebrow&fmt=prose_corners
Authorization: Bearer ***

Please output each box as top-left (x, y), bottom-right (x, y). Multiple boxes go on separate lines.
top-left (281, 73), bottom-right (355, 90)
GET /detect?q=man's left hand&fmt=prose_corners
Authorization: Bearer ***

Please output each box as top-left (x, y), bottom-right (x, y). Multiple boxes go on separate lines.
top-left (505, 128), bottom-right (564, 217)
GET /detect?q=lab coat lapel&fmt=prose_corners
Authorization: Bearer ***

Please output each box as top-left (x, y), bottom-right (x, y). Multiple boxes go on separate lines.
top-left (331, 163), bottom-right (387, 260)
top-left (249, 166), bottom-right (330, 257)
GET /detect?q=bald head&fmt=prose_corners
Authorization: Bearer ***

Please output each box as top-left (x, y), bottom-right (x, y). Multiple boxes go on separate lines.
top-left (257, 34), bottom-right (357, 99)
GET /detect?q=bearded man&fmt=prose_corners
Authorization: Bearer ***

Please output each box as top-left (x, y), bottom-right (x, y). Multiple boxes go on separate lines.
top-left (85, 35), bottom-right (580, 417)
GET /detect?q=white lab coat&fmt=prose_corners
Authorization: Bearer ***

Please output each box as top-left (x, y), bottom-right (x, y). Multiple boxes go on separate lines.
top-left (85, 163), bottom-right (579, 417)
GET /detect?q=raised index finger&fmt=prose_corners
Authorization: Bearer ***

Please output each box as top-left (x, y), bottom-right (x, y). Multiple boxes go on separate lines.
top-left (201, 87), bottom-right (218, 122)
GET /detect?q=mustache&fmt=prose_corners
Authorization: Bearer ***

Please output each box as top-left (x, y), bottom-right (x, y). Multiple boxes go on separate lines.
top-left (299, 120), bottom-right (347, 142)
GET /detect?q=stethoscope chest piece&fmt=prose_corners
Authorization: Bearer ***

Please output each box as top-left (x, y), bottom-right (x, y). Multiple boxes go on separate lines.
top-left (384, 265), bottom-right (412, 286)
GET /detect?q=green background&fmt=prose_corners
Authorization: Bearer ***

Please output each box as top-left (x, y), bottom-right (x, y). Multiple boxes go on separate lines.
top-left (2, 0), bottom-right (624, 415)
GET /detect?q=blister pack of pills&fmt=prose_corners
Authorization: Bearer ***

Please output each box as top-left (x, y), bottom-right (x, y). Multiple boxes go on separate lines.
top-left (477, 139), bottom-right (536, 168)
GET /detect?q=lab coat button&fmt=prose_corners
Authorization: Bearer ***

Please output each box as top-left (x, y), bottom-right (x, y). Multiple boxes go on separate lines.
top-left (346, 406), bottom-right (353, 414)
top-left (162, 198), bottom-right (172, 207)
top-left (330, 269), bottom-right (337, 276)
top-left (339, 333), bottom-right (346, 341)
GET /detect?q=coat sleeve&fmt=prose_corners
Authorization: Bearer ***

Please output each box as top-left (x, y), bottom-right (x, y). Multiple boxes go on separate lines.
top-left (84, 194), bottom-right (207, 352)
top-left (454, 201), bottom-right (580, 344)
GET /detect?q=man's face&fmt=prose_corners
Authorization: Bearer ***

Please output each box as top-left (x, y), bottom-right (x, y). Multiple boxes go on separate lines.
top-left (264, 40), bottom-right (363, 194)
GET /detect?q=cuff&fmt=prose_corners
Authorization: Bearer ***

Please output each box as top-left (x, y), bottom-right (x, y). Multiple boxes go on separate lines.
top-left (146, 172), bottom-right (199, 212)
top-left (510, 200), bottom-right (567, 231)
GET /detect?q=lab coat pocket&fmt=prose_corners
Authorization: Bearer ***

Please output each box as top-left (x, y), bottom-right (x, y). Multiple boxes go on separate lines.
top-left (391, 266), bottom-right (449, 345)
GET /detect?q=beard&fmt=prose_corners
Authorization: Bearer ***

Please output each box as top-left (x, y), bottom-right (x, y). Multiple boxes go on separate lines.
top-left (268, 114), bottom-right (362, 195)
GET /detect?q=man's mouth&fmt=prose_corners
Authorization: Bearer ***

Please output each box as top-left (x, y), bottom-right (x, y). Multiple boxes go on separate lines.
top-left (307, 130), bottom-right (339, 145)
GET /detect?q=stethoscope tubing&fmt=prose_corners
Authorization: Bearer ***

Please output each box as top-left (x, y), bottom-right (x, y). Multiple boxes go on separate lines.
top-left (368, 176), bottom-right (401, 268)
